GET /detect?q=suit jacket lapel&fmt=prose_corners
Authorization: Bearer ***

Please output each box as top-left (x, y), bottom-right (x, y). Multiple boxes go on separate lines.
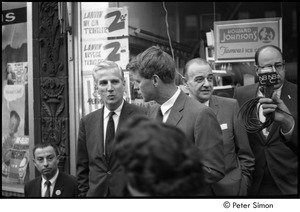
top-left (96, 107), bottom-right (106, 162)
top-left (148, 104), bottom-right (160, 119)
top-left (52, 171), bottom-right (64, 197)
top-left (34, 177), bottom-right (42, 197)
top-left (209, 95), bottom-right (219, 117)
top-left (118, 101), bottom-right (133, 131)
top-left (166, 90), bottom-right (184, 126)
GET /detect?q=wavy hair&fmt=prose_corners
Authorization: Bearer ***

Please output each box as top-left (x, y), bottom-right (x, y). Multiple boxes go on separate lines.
top-left (114, 115), bottom-right (205, 196)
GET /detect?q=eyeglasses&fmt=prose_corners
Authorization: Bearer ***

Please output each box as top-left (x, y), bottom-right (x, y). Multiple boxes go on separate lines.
top-left (255, 61), bottom-right (285, 72)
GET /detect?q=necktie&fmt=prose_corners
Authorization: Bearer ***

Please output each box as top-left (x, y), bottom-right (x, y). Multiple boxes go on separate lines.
top-left (105, 111), bottom-right (115, 156)
top-left (156, 106), bottom-right (163, 122)
top-left (45, 180), bottom-right (51, 197)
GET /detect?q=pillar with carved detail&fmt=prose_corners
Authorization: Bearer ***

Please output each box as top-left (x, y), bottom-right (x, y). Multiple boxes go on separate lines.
top-left (32, 2), bottom-right (70, 175)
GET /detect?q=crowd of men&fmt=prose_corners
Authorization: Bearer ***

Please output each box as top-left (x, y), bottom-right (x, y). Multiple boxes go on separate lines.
top-left (23, 44), bottom-right (297, 197)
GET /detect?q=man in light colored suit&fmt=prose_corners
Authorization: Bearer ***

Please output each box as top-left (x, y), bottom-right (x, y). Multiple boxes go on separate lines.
top-left (234, 45), bottom-right (297, 196)
top-left (24, 142), bottom-right (78, 197)
top-left (184, 58), bottom-right (255, 196)
top-left (76, 60), bottom-right (147, 197)
top-left (129, 46), bottom-right (225, 195)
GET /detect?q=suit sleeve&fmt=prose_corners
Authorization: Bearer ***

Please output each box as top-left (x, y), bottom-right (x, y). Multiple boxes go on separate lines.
top-left (194, 106), bottom-right (225, 184)
top-left (232, 100), bottom-right (255, 191)
top-left (279, 117), bottom-right (298, 155)
top-left (76, 118), bottom-right (90, 197)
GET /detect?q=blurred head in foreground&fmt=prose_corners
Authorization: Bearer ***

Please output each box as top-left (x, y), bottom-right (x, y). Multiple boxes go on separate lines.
top-left (114, 115), bottom-right (205, 196)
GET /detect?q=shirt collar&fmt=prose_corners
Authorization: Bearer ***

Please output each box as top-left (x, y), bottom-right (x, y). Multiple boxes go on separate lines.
top-left (104, 99), bottom-right (124, 118)
top-left (42, 169), bottom-right (59, 186)
top-left (203, 100), bottom-right (209, 107)
top-left (161, 87), bottom-right (180, 115)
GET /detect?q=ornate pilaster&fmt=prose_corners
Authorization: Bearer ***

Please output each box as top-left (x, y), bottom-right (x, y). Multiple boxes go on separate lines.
top-left (33, 2), bottom-right (69, 173)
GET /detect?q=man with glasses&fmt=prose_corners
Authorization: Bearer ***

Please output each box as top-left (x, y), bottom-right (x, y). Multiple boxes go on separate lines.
top-left (234, 45), bottom-right (297, 196)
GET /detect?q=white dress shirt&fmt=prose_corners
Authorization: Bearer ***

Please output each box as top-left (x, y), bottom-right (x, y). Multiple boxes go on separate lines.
top-left (41, 169), bottom-right (59, 197)
top-left (160, 87), bottom-right (181, 123)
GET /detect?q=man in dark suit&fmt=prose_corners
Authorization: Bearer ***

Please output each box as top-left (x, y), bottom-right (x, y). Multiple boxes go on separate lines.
top-left (76, 60), bottom-right (147, 197)
top-left (24, 142), bottom-right (78, 197)
top-left (129, 46), bottom-right (225, 195)
top-left (234, 45), bottom-right (297, 196)
top-left (184, 58), bottom-right (255, 196)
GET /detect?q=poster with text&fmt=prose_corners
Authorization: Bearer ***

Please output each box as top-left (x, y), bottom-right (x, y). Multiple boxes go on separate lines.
top-left (214, 18), bottom-right (282, 62)
top-left (82, 38), bottom-right (129, 71)
top-left (82, 7), bottom-right (128, 39)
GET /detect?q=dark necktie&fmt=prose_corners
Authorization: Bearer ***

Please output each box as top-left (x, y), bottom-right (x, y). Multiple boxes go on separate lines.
top-left (156, 106), bottom-right (163, 122)
top-left (105, 111), bottom-right (115, 156)
top-left (45, 180), bottom-right (51, 197)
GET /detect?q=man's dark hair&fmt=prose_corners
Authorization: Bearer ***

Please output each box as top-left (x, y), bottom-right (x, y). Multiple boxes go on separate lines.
top-left (33, 142), bottom-right (60, 159)
top-left (126, 56), bottom-right (139, 72)
top-left (132, 46), bottom-right (176, 84)
top-left (254, 45), bottom-right (283, 65)
top-left (114, 115), bottom-right (205, 196)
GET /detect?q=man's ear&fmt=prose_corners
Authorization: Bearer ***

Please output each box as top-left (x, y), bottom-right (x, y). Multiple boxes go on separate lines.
top-left (182, 77), bottom-right (188, 87)
top-left (152, 75), bottom-right (159, 87)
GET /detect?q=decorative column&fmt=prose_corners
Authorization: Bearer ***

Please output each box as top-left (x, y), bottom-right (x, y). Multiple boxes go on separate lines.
top-left (32, 2), bottom-right (70, 174)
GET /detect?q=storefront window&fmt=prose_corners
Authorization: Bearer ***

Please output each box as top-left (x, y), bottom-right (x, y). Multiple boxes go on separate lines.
top-left (2, 2), bottom-right (31, 196)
